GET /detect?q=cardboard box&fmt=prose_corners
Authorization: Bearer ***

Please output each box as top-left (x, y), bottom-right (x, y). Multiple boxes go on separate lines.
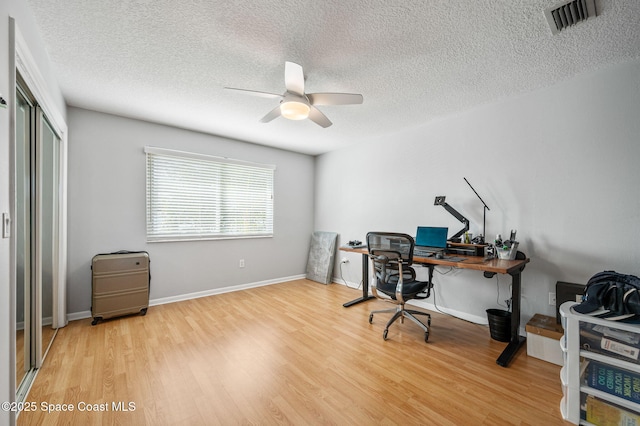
top-left (526, 313), bottom-right (564, 366)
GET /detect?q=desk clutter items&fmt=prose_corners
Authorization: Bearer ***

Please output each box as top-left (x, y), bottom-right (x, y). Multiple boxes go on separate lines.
top-left (346, 239), bottom-right (365, 248)
top-left (306, 231), bottom-right (338, 284)
top-left (461, 231), bottom-right (472, 244)
top-left (494, 230), bottom-right (519, 260)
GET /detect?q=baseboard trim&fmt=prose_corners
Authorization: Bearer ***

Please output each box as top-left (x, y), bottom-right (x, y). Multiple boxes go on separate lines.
top-left (149, 274), bottom-right (306, 306)
top-left (67, 274), bottom-right (307, 322)
top-left (67, 310), bottom-right (91, 321)
top-left (408, 299), bottom-right (488, 325)
top-left (332, 277), bottom-right (488, 325)
top-left (331, 278), bottom-right (531, 336)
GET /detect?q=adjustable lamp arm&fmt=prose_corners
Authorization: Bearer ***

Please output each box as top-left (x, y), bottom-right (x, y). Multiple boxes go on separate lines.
top-left (434, 196), bottom-right (469, 240)
top-left (463, 177), bottom-right (490, 244)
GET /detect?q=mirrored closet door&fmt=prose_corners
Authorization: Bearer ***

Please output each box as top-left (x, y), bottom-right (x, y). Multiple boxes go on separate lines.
top-left (15, 77), bottom-right (61, 396)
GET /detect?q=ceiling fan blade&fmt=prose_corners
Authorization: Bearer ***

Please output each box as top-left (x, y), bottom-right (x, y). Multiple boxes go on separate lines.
top-left (225, 87), bottom-right (282, 100)
top-left (260, 105), bottom-right (282, 123)
top-left (307, 92), bottom-right (363, 106)
top-left (308, 106), bottom-right (332, 128)
top-left (284, 62), bottom-right (305, 96)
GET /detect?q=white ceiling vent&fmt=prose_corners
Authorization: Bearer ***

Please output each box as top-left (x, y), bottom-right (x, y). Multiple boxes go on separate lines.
top-left (545, 0), bottom-right (597, 34)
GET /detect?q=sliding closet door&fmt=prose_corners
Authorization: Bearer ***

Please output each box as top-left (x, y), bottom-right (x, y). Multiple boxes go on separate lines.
top-left (15, 80), bottom-right (61, 396)
top-left (15, 86), bottom-right (32, 388)
top-left (37, 109), bottom-right (60, 364)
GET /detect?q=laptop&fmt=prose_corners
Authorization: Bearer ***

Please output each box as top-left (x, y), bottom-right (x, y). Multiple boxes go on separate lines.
top-left (414, 226), bottom-right (448, 256)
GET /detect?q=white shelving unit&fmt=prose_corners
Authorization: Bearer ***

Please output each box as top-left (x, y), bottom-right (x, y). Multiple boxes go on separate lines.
top-left (560, 301), bottom-right (640, 425)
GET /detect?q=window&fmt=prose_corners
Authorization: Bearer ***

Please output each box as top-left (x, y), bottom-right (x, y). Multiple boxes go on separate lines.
top-left (145, 147), bottom-right (275, 242)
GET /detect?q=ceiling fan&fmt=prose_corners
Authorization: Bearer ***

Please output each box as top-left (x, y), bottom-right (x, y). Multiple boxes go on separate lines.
top-left (225, 61), bottom-right (363, 128)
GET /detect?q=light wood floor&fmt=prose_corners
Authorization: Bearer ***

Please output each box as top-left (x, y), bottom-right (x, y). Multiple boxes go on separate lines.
top-left (16, 324), bottom-right (56, 387)
top-left (18, 280), bottom-right (570, 425)
top-left (16, 329), bottom-right (25, 386)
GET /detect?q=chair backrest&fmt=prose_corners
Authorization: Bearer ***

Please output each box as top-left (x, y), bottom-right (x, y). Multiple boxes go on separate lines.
top-left (366, 232), bottom-right (415, 264)
top-left (366, 232), bottom-right (416, 286)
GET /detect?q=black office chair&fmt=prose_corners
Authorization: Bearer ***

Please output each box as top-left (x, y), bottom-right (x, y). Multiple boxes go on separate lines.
top-left (366, 232), bottom-right (432, 342)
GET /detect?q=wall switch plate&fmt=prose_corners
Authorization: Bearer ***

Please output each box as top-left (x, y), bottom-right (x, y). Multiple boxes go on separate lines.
top-left (2, 213), bottom-right (10, 238)
top-left (549, 292), bottom-right (556, 306)
top-left (239, 259), bottom-right (245, 268)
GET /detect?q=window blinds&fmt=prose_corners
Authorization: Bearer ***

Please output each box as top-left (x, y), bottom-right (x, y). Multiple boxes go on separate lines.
top-left (145, 146), bottom-right (275, 242)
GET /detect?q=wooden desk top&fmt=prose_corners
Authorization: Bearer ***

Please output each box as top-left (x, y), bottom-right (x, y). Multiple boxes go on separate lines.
top-left (340, 246), bottom-right (529, 275)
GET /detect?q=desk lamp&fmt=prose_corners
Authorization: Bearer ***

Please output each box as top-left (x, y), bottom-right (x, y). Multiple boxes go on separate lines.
top-left (463, 177), bottom-right (490, 245)
top-left (434, 196), bottom-right (469, 242)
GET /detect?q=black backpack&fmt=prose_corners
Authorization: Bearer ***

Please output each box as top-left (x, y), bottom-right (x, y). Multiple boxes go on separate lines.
top-left (574, 271), bottom-right (640, 320)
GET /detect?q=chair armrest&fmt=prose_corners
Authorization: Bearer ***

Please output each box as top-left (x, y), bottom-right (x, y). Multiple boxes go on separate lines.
top-left (368, 254), bottom-right (387, 300)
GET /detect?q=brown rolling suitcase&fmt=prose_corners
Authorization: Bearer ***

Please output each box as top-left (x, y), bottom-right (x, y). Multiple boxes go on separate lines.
top-left (91, 251), bottom-right (150, 325)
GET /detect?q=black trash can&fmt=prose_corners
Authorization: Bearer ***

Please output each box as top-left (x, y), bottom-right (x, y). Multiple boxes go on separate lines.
top-left (486, 309), bottom-right (511, 342)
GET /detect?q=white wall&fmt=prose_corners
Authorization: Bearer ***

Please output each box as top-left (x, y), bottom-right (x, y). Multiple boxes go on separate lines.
top-left (317, 59), bottom-right (640, 328)
top-left (1, 1), bottom-right (67, 424)
top-left (66, 108), bottom-right (315, 316)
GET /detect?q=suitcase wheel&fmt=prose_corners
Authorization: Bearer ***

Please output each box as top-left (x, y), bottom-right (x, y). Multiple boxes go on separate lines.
top-left (140, 308), bottom-right (148, 316)
top-left (91, 317), bottom-right (102, 326)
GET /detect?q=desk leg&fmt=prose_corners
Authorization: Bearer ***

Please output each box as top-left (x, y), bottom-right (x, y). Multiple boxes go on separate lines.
top-left (343, 252), bottom-right (375, 307)
top-left (496, 269), bottom-right (526, 367)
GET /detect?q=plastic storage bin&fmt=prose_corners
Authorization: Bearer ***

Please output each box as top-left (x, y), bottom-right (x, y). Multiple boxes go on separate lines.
top-left (560, 301), bottom-right (640, 424)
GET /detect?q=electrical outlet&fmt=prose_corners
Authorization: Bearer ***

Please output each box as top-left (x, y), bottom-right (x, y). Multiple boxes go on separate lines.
top-left (549, 292), bottom-right (556, 306)
top-left (239, 259), bottom-right (245, 268)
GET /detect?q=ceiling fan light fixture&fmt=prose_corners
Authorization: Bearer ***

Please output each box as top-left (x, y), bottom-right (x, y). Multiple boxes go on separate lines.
top-left (280, 101), bottom-right (310, 120)
top-left (226, 61), bottom-right (362, 127)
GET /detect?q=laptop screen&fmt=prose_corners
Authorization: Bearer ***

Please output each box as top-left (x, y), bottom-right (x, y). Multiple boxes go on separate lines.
top-left (415, 226), bottom-right (448, 248)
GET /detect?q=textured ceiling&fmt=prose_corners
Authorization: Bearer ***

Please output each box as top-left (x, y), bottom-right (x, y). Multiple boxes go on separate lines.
top-left (26, 0), bottom-right (640, 155)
